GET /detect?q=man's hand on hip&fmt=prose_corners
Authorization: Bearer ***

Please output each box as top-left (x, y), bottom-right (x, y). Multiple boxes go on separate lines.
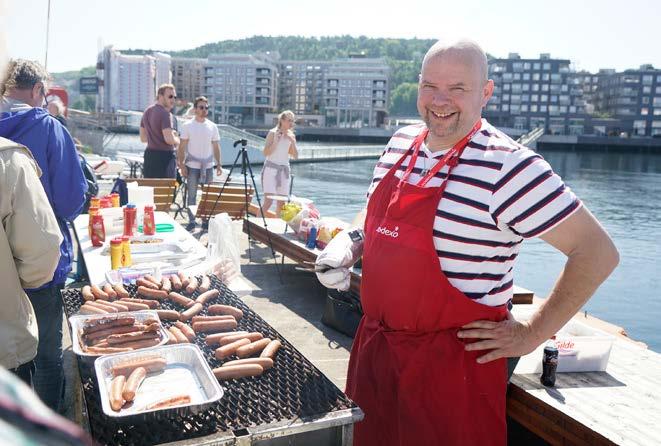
top-left (458, 311), bottom-right (541, 364)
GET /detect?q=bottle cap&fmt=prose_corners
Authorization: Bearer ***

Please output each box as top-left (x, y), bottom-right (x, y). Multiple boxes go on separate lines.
top-left (111, 238), bottom-right (122, 245)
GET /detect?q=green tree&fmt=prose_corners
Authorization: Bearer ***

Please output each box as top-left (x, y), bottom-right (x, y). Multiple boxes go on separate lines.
top-left (389, 83), bottom-right (418, 116)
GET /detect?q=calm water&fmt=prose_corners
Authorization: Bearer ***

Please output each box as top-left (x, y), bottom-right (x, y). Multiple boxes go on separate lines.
top-left (101, 134), bottom-right (661, 352)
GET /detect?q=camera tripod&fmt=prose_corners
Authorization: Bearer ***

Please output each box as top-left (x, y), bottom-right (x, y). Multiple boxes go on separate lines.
top-left (205, 138), bottom-right (281, 281)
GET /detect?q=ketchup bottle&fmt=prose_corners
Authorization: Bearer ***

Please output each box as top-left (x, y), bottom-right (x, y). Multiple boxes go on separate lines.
top-left (90, 214), bottom-right (105, 247)
top-left (143, 205), bottom-right (155, 235)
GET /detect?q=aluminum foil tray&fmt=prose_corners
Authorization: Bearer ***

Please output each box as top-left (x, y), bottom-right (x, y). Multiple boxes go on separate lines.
top-left (69, 310), bottom-right (169, 358)
top-left (94, 344), bottom-right (223, 422)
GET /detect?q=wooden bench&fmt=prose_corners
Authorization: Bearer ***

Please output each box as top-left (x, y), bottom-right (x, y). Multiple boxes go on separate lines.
top-left (125, 178), bottom-right (178, 213)
top-left (195, 183), bottom-right (254, 221)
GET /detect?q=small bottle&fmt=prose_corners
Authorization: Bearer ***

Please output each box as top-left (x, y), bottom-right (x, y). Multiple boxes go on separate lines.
top-left (88, 206), bottom-right (99, 239)
top-left (306, 226), bottom-right (317, 249)
top-left (110, 238), bottom-right (123, 270)
top-left (110, 193), bottom-right (120, 207)
top-left (540, 342), bottom-right (559, 387)
top-left (90, 196), bottom-right (101, 209)
top-left (100, 196), bottom-right (112, 208)
top-left (143, 205), bottom-right (155, 235)
top-left (90, 214), bottom-right (105, 247)
top-left (121, 235), bottom-right (132, 267)
top-left (123, 204), bottom-right (136, 237)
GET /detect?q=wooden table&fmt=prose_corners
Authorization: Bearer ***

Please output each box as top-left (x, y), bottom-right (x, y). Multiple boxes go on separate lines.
top-left (73, 211), bottom-right (208, 285)
top-left (245, 217), bottom-right (661, 445)
top-left (243, 217), bottom-right (533, 304)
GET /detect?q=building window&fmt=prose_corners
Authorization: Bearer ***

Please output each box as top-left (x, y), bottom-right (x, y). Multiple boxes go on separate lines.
top-left (642, 75), bottom-right (653, 85)
top-left (543, 63), bottom-right (551, 70)
top-left (530, 104), bottom-right (538, 112)
top-left (523, 73), bottom-right (530, 80)
top-left (641, 108), bottom-right (649, 115)
top-left (532, 84), bottom-right (539, 92)
top-left (643, 86), bottom-right (652, 94)
top-left (523, 62), bottom-right (531, 70)
top-left (522, 83), bottom-right (530, 91)
top-left (533, 62), bottom-right (541, 70)
top-left (532, 73), bottom-right (540, 81)
top-left (540, 105), bottom-right (548, 112)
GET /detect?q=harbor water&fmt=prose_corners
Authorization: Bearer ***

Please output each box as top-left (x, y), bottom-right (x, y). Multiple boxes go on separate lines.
top-left (99, 135), bottom-right (661, 352)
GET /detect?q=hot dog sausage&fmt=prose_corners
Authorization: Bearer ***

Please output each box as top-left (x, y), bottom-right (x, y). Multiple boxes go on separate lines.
top-left (90, 284), bottom-right (109, 300)
top-left (167, 292), bottom-right (195, 308)
top-left (116, 337), bottom-right (161, 350)
top-left (236, 338), bottom-right (272, 358)
top-left (82, 285), bottom-right (94, 301)
top-left (82, 315), bottom-right (136, 334)
top-left (222, 357), bottom-right (274, 370)
top-left (116, 300), bottom-right (150, 311)
top-left (86, 301), bottom-right (118, 313)
top-left (122, 367), bottom-right (147, 402)
top-left (198, 275), bottom-right (211, 293)
top-left (215, 338), bottom-right (251, 359)
top-left (260, 339), bottom-right (282, 359)
top-left (111, 356), bottom-right (166, 377)
top-left (143, 274), bottom-right (161, 287)
top-left (213, 364), bottom-right (263, 380)
top-left (109, 375), bottom-right (126, 411)
top-left (170, 273), bottom-right (182, 290)
top-left (86, 345), bottom-right (133, 355)
top-left (112, 283), bottom-right (130, 299)
top-left (179, 303), bottom-right (203, 321)
top-left (161, 276), bottom-right (172, 293)
top-left (137, 286), bottom-right (168, 300)
top-left (136, 278), bottom-right (159, 290)
top-left (119, 298), bottom-right (158, 309)
top-left (168, 326), bottom-right (189, 344)
top-left (191, 315), bottom-right (235, 323)
top-left (107, 331), bottom-right (161, 346)
top-left (84, 324), bottom-right (145, 344)
top-left (145, 395), bottom-right (191, 410)
top-left (218, 332), bottom-right (263, 346)
top-left (205, 331), bottom-right (249, 346)
top-left (103, 283), bottom-right (118, 300)
top-left (177, 272), bottom-right (190, 289)
top-left (195, 289), bottom-right (219, 305)
top-left (156, 309), bottom-right (180, 321)
top-left (79, 304), bottom-right (107, 315)
top-left (185, 276), bottom-right (199, 294)
top-left (207, 304), bottom-right (243, 320)
top-left (192, 319), bottom-right (238, 334)
top-left (95, 300), bottom-right (129, 312)
top-left (166, 330), bottom-right (177, 344)
top-left (174, 321), bottom-right (196, 342)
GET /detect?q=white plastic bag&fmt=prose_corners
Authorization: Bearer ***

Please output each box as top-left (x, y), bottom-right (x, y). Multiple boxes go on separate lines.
top-left (206, 212), bottom-right (241, 272)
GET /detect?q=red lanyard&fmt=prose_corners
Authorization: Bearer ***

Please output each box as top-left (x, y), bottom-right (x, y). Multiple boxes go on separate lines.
top-left (402, 120), bottom-right (482, 187)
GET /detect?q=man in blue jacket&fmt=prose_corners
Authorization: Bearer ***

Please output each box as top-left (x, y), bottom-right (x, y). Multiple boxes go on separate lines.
top-left (0, 59), bottom-right (86, 412)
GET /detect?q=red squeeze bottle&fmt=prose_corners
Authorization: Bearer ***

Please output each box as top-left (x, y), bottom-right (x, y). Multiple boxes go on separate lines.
top-left (123, 204), bottom-right (136, 237)
top-left (143, 205), bottom-right (155, 236)
top-left (90, 214), bottom-right (105, 247)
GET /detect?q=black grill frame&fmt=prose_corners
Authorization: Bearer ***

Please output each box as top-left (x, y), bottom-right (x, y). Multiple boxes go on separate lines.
top-left (62, 275), bottom-right (355, 445)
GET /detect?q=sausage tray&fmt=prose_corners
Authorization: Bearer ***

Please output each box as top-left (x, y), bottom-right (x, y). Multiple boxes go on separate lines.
top-left (94, 344), bottom-right (223, 421)
top-left (69, 310), bottom-right (169, 358)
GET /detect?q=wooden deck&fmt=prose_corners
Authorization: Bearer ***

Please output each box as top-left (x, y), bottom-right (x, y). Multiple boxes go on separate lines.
top-left (243, 216), bottom-right (661, 446)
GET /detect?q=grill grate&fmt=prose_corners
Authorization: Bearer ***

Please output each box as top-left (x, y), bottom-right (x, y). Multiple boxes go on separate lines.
top-left (62, 275), bottom-right (355, 445)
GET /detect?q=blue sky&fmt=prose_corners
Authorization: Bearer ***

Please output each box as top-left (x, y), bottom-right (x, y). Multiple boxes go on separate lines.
top-left (4, 0), bottom-right (660, 73)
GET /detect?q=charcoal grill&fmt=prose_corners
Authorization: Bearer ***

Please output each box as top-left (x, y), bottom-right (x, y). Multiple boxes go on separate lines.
top-left (62, 275), bottom-right (362, 445)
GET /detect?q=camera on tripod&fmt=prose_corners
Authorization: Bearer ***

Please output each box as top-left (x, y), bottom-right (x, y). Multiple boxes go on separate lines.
top-left (233, 138), bottom-right (248, 148)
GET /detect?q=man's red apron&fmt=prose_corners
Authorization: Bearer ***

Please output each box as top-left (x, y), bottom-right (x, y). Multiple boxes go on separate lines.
top-left (347, 123), bottom-right (508, 446)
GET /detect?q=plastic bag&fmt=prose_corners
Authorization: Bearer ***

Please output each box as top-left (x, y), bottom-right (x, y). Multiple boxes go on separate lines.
top-left (207, 213), bottom-right (242, 280)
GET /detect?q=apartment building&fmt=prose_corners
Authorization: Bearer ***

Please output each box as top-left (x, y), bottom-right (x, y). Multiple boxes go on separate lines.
top-left (485, 53), bottom-right (588, 135)
top-left (591, 65), bottom-right (661, 137)
top-left (204, 53), bottom-right (278, 126)
top-left (171, 57), bottom-right (207, 102)
top-left (96, 46), bottom-right (171, 113)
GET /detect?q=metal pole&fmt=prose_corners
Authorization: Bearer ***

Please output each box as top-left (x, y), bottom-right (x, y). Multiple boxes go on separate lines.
top-left (44, 0), bottom-right (51, 70)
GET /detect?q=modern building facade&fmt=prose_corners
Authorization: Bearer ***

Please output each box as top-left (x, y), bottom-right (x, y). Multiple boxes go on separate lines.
top-left (171, 57), bottom-right (207, 102)
top-left (96, 46), bottom-right (171, 113)
top-left (591, 65), bottom-right (661, 137)
top-left (484, 53), bottom-right (589, 136)
top-left (204, 53), bottom-right (278, 126)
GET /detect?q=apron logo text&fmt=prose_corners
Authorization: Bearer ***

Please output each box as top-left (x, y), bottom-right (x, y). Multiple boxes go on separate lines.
top-left (376, 225), bottom-right (399, 238)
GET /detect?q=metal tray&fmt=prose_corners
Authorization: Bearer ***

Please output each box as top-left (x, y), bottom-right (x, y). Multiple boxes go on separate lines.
top-left (94, 344), bottom-right (223, 422)
top-left (69, 310), bottom-right (169, 358)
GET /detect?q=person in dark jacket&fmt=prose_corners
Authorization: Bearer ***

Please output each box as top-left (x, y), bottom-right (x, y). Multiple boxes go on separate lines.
top-left (0, 59), bottom-right (87, 412)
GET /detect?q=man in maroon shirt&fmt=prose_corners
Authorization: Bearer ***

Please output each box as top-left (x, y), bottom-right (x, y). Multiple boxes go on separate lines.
top-left (140, 84), bottom-right (179, 178)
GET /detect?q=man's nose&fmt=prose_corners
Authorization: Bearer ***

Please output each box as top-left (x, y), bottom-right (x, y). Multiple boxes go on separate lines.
top-left (431, 90), bottom-right (451, 105)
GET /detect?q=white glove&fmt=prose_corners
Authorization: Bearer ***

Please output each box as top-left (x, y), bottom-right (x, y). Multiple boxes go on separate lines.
top-left (315, 228), bottom-right (364, 291)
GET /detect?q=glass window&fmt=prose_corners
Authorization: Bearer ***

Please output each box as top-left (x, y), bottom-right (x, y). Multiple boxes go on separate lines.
top-left (541, 94), bottom-right (548, 102)
top-left (542, 84), bottom-right (549, 92)
top-left (522, 83), bottom-right (530, 91)
top-left (643, 86), bottom-right (652, 94)
top-left (533, 62), bottom-right (541, 70)
top-left (656, 86), bottom-right (661, 94)
top-left (550, 95), bottom-right (558, 103)
top-left (532, 73), bottom-right (540, 81)
top-left (642, 75), bottom-right (653, 85)
top-left (643, 97), bottom-right (650, 104)
top-left (523, 62), bottom-right (531, 70)
top-left (532, 84), bottom-right (539, 92)
top-left (532, 94), bottom-right (539, 102)
top-left (502, 104), bottom-right (509, 111)
top-left (504, 83), bottom-right (511, 91)
top-left (655, 109), bottom-right (661, 115)
top-left (514, 73), bottom-right (521, 80)
top-left (521, 105), bottom-right (529, 112)
top-left (540, 105), bottom-right (547, 112)
top-left (523, 73), bottom-right (530, 80)
top-left (641, 108), bottom-right (649, 115)
top-left (542, 73), bottom-right (550, 81)
top-left (530, 104), bottom-right (538, 112)
top-left (654, 97), bottom-right (661, 106)
top-left (543, 63), bottom-right (551, 70)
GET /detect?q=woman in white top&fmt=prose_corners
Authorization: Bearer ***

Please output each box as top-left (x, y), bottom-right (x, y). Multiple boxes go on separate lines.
top-left (260, 110), bottom-right (299, 216)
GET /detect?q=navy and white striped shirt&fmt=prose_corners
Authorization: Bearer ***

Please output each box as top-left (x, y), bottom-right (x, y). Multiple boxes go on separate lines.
top-left (366, 119), bottom-right (582, 307)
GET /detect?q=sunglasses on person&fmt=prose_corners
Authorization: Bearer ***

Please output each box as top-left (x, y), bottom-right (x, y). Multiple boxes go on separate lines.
top-left (197, 105), bottom-right (209, 110)
top-left (167, 94), bottom-right (177, 99)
